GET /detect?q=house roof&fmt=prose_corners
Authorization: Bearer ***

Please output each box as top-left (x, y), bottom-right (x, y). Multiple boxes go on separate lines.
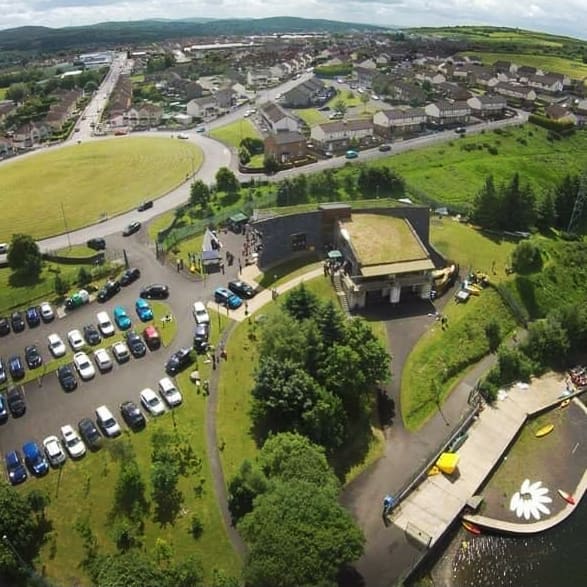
top-left (545, 104), bottom-right (572, 120)
top-left (380, 107), bottom-right (425, 121)
top-left (470, 95), bottom-right (506, 106)
top-left (361, 259), bottom-right (435, 278)
top-left (339, 213), bottom-right (430, 267)
top-left (318, 118), bottom-right (374, 133)
top-left (267, 131), bottom-right (305, 145)
top-left (428, 100), bottom-right (470, 114)
top-left (261, 101), bottom-right (288, 123)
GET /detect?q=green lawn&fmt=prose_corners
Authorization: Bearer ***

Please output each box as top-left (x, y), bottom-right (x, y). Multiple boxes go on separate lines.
top-left (0, 87), bottom-right (7, 99)
top-left (209, 119), bottom-right (260, 148)
top-left (148, 210), bottom-right (176, 242)
top-left (24, 310), bottom-right (241, 586)
top-left (257, 254), bottom-right (322, 288)
top-left (401, 288), bottom-right (517, 430)
top-left (54, 245), bottom-right (96, 258)
top-left (0, 137), bottom-right (202, 241)
top-left (376, 125), bottom-right (587, 210)
top-left (294, 108), bottom-right (327, 126)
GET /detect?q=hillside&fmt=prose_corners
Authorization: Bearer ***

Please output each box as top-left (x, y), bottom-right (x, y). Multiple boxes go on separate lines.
top-left (0, 17), bottom-right (385, 52)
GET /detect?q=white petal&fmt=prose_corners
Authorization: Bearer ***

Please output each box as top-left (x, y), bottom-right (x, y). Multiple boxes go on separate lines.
top-left (534, 487), bottom-right (549, 497)
top-left (528, 481), bottom-right (542, 493)
top-left (516, 500), bottom-right (526, 518)
top-left (510, 493), bottom-right (521, 512)
top-left (538, 495), bottom-right (552, 504)
top-left (536, 502), bottom-right (551, 516)
top-left (521, 479), bottom-right (531, 493)
top-left (523, 503), bottom-right (531, 520)
top-left (529, 503), bottom-right (541, 520)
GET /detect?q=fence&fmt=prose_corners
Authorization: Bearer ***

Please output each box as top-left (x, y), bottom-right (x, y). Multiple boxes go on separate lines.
top-left (491, 282), bottom-right (529, 327)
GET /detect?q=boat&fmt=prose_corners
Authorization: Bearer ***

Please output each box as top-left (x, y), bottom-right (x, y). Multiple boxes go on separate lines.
top-left (559, 399), bottom-right (571, 408)
top-left (462, 520), bottom-right (481, 535)
top-left (557, 489), bottom-right (576, 505)
top-left (535, 424), bottom-right (554, 438)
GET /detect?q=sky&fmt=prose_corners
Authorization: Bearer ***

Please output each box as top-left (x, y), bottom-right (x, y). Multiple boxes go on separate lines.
top-left (0, 0), bottom-right (585, 40)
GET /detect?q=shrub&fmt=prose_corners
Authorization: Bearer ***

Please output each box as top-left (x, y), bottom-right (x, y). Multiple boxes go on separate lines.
top-left (511, 241), bottom-right (542, 274)
top-left (190, 514), bottom-right (203, 539)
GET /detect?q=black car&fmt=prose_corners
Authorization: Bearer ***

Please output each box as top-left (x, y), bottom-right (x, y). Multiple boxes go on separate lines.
top-left (83, 324), bottom-right (102, 346)
top-left (193, 323), bottom-right (210, 353)
top-left (0, 359), bottom-right (6, 385)
top-left (25, 307), bottom-right (41, 327)
top-left (120, 401), bottom-right (146, 431)
top-left (8, 356), bottom-right (25, 380)
top-left (125, 330), bottom-right (146, 358)
top-left (87, 237), bottom-right (106, 251)
top-left (137, 200), bottom-right (153, 212)
top-left (165, 348), bottom-right (193, 375)
top-left (378, 144), bottom-right (391, 152)
top-left (122, 221), bottom-right (142, 236)
top-left (228, 280), bottom-right (256, 299)
top-left (0, 317), bottom-right (10, 336)
top-left (120, 267), bottom-right (141, 287)
top-left (7, 386), bottom-right (26, 417)
top-left (57, 364), bottom-right (78, 392)
top-left (97, 279), bottom-right (121, 303)
top-left (10, 311), bottom-right (25, 333)
top-left (140, 284), bottom-right (169, 300)
top-left (24, 345), bottom-right (43, 369)
top-left (78, 418), bottom-right (102, 450)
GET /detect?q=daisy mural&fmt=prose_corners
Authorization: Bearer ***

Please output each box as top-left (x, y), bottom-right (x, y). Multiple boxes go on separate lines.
top-left (509, 479), bottom-right (553, 520)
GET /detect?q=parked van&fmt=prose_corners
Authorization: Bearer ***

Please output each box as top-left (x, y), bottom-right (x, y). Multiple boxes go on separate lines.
top-left (192, 302), bottom-right (210, 324)
top-left (95, 405), bottom-right (121, 437)
top-left (96, 311), bottom-right (115, 337)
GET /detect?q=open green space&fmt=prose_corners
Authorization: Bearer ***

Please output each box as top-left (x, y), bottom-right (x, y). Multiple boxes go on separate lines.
top-left (256, 254), bottom-right (321, 288)
top-left (0, 87), bottom-right (7, 99)
top-left (401, 288), bottom-right (517, 430)
top-left (54, 244), bottom-right (96, 258)
top-left (209, 119), bottom-right (260, 148)
top-left (23, 311), bottom-right (240, 586)
top-left (294, 108), bottom-right (326, 126)
top-left (0, 137), bottom-right (202, 241)
top-left (376, 125), bottom-right (587, 210)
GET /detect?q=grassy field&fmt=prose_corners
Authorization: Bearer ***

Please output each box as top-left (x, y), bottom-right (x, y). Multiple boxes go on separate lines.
top-left (377, 125), bottom-right (587, 210)
top-left (0, 87), bottom-right (7, 99)
top-left (0, 137), bottom-right (202, 241)
top-left (256, 254), bottom-right (321, 288)
top-left (462, 51), bottom-right (587, 81)
top-left (209, 119), bottom-right (260, 148)
top-left (24, 310), bottom-right (241, 585)
top-left (294, 108), bottom-right (326, 126)
top-left (401, 288), bottom-right (517, 430)
top-left (54, 244), bottom-right (96, 258)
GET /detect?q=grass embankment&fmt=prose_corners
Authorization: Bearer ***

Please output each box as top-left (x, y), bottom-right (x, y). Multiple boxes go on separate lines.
top-left (216, 276), bottom-right (385, 484)
top-left (401, 221), bottom-right (519, 430)
top-left (377, 126), bottom-right (587, 210)
top-left (25, 309), bottom-right (240, 585)
top-left (54, 245), bottom-right (96, 258)
top-left (209, 119), bottom-right (260, 148)
top-left (0, 137), bottom-right (202, 240)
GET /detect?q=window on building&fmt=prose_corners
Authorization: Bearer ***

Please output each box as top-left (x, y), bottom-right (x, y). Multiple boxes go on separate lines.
top-left (290, 233), bottom-right (307, 251)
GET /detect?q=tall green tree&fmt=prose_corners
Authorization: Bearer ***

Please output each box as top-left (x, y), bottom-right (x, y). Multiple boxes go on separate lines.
top-left (227, 460), bottom-right (269, 522)
top-left (283, 283), bottom-right (320, 321)
top-left (333, 99), bottom-right (347, 116)
top-left (523, 317), bottom-right (570, 370)
top-left (535, 191), bottom-right (557, 232)
top-left (471, 175), bottom-right (500, 228)
top-left (6, 82), bottom-right (27, 104)
top-left (554, 174), bottom-right (580, 230)
top-left (215, 167), bottom-right (239, 193)
top-left (189, 179), bottom-right (210, 208)
top-left (317, 300), bottom-right (346, 346)
top-left (7, 233), bottom-right (42, 280)
top-left (240, 480), bottom-right (364, 587)
top-left (500, 173), bottom-right (536, 230)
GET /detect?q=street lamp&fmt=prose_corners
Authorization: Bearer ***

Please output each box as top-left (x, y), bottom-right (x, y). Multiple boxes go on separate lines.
top-left (3, 534), bottom-right (27, 569)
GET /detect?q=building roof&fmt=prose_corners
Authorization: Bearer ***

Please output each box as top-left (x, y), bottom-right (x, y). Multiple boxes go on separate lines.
top-left (261, 101), bottom-right (288, 123)
top-left (379, 107), bottom-right (425, 121)
top-left (339, 213), bottom-right (430, 267)
top-left (268, 131), bottom-right (305, 145)
top-left (318, 118), bottom-right (374, 133)
top-left (361, 259), bottom-right (435, 277)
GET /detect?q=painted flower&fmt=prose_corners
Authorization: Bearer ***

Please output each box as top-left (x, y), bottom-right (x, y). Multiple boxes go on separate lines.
top-left (509, 479), bottom-right (552, 521)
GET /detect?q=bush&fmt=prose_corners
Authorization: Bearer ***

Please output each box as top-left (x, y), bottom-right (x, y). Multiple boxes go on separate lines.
top-left (54, 273), bottom-right (69, 296)
top-left (190, 514), bottom-right (203, 539)
top-left (511, 241), bottom-right (542, 274)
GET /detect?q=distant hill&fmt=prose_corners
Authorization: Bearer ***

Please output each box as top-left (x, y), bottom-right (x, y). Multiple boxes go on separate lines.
top-left (0, 17), bottom-right (386, 52)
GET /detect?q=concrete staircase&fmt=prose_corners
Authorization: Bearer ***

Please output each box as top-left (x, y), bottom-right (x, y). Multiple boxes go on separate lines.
top-left (332, 272), bottom-right (351, 316)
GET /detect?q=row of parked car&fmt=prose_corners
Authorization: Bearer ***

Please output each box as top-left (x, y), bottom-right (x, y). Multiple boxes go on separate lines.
top-left (5, 377), bottom-right (183, 485)
top-left (0, 301), bottom-right (55, 336)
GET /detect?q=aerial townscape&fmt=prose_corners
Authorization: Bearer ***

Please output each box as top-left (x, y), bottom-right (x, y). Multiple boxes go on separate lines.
top-left (0, 8), bottom-right (586, 587)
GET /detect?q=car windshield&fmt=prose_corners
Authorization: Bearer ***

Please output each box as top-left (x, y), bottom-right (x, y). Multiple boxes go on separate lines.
top-left (104, 418), bottom-right (115, 427)
top-left (66, 435), bottom-right (77, 447)
top-left (148, 397), bottom-right (158, 406)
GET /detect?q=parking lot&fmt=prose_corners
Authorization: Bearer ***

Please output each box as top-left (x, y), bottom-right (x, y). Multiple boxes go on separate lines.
top-left (0, 227), bottom-right (247, 476)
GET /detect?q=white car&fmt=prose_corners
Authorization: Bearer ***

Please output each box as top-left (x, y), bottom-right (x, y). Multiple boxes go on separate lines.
top-left (61, 424), bottom-right (86, 459)
top-left (177, 133), bottom-right (189, 139)
top-left (96, 311), bottom-right (115, 337)
top-left (48, 333), bottom-right (67, 358)
top-left (73, 351), bottom-right (96, 380)
top-left (158, 377), bottom-right (183, 407)
top-left (112, 341), bottom-right (130, 363)
top-left (192, 301), bottom-right (210, 324)
top-left (40, 302), bottom-right (54, 322)
top-left (43, 435), bottom-right (67, 466)
top-left (96, 405), bottom-right (121, 437)
top-left (67, 329), bottom-right (85, 351)
top-left (140, 388), bottom-right (165, 416)
top-left (93, 348), bottom-right (113, 372)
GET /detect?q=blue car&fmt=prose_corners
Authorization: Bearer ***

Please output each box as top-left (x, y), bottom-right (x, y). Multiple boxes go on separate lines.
top-left (113, 306), bottom-right (132, 330)
top-left (0, 395), bottom-right (8, 422)
top-left (23, 441), bottom-right (49, 476)
top-left (5, 450), bottom-right (27, 485)
top-left (135, 298), bottom-right (153, 322)
top-left (25, 306), bottom-right (41, 327)
top-left (8, 355), bottom-right (25, 380)
top-left (214, 287), bottom-right (242, 310)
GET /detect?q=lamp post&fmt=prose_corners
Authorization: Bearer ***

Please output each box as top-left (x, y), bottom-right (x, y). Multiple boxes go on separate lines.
top-left (2, 534), bottom-right (26, 569)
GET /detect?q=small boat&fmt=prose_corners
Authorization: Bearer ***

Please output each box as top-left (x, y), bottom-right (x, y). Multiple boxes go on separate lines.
top-left (535, 424), bottom-right (554, 438)
top-left (557, 489), bottom-right (576, 505)
top-left (462, 521), bottom-right (481, 535)
top-left (559, 399), bottom-right (571, 408)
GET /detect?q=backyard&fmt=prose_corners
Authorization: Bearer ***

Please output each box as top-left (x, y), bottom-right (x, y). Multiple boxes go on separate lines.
top-left (209, 119), bottom-right (260, 148)
top-left (0, 137), bottom-right (202, 240)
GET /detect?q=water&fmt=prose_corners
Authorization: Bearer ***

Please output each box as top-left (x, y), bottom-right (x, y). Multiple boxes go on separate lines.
top-left (428, 495), bottom-right (587, 587)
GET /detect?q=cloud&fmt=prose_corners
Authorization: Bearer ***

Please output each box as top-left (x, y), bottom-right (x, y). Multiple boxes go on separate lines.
top-left (0, 0), bottom-right (585, 39)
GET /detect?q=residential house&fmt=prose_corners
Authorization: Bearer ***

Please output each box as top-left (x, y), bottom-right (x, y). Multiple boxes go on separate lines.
top-left (424, 101), bottom-right (471, 126)
top-left (373, 107), bottom-right (427, 137)
top-left (493, 82), bottom-right (537, 103)
top-left (387, 81), bottom-right (427, 105)
top-left (124, 103), bottom-right (163, 128)
top-left (108, 75), bottom-right (133, 124)
top-left (545, 104), bottom-right (577, 124)
top-left (12, 122), bottom-right (50, 149)
top-left (493, 61), bottom-right (515, 75)
top-left (526, 74), bottom-right (564, 94)
top-left (575, 99), bottom-right (587, 115)
top-left (516, 65), bottom-right (542, 82)
top-left (282, 76), bottom-right (325, 107)
top-left (264, 131), bottom-right (307, 162)
top-left (0, 100), bottom-right (15, 123)
top-left (474, 70), bottom-right (500, 88)
top-left (354, 66), bottom-right (377, 89)
top-left (215, 88), bottom-right (235, 112)
top-left (260, 102), bottom-right (299, 133)
top-left (310, 118), bottom-right (374, 151)
top-left (247, 68), bottom-right (272, 88)
top-left (467, 95), bottom-right (507, 118)
top-left (415, 72), bottom-right (446, 85)
top-left (186, 95), bottom-right (218, 119)
top-left (435, 82), bottom-right (472, 101)
top-left (183, 81), bottom-right (204, 101)
top-left (0, 138), bottom-right (13, 156)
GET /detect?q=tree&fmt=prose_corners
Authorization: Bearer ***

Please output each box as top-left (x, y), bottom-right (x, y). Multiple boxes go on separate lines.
top-left (333, 99), bottom-right (347, 116)
top-left (554, 174), bottom-right (580, 230)
top-left (263, 155), bottom-right (279, 174)
top-left (77, 266), bottom-right (91, 288)
top-left (511, 241), bottom-right (542, 274)
top-left (522, 317), bottom-right (570, 370)
top-left (7, 233), bottom-right (42, 280)
top-left (54, 273), bottom-right (69, 296)
top-left (6, 82), bottom-right (27, 104)
top-left (190, 179), bottom-right (210, 208)
top-left (317, 300), bottom-right (346, 346)
top-left (238, 145), bottom-right (251, 165)
top-left (283, 283), bottom-right (320, 321)
top-left (167, 555), bottom-right (204, 587)
top-left (240, 480), bottom-right (364, 587)
top-left (215, 167), bottom-right (239, 193)
top-left (500, 173), bottom-right (536, 230)
top-left (89, 552), bottom-right (166, 587)
top-left (113, 458), bottom-right (147, 519)
top-left (360, 91), bottom-right (370, 112)
top-left (259, 313), bottom-right (308, 365)
top-left (26, 489), bottom-right (50, 519)
top-left (535, 191), bottom-right (557, 232)
top-left (228, 459), bottom-right (269, 522)
top-left (471, 175), bottom-right (500, 228)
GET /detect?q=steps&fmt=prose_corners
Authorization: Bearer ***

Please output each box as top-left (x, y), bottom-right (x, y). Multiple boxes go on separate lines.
top-left (332, 272), bottom-right (351, 316)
